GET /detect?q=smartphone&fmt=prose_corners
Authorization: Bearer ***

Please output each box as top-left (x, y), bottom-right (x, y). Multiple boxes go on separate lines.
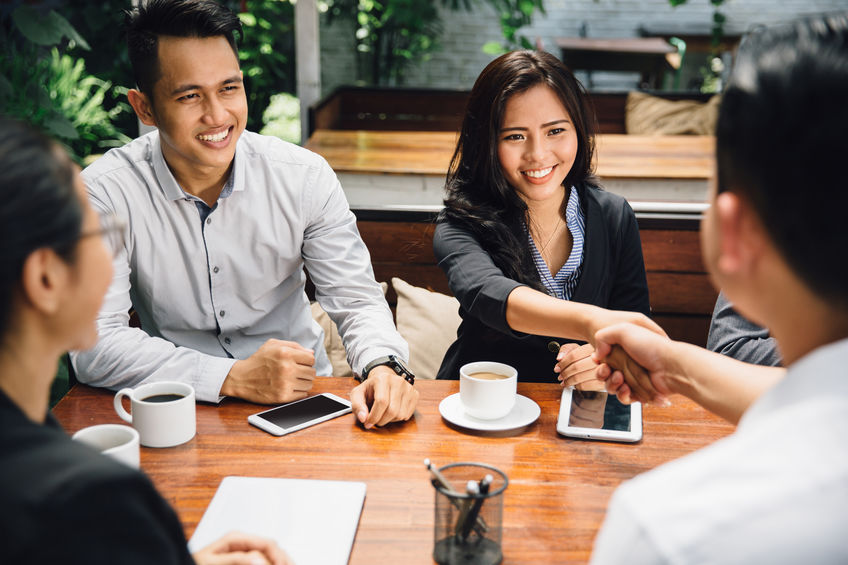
top-left (248, 393), bottom-right (352, 436)
top-left (556, 387), bottom-right (642, 443)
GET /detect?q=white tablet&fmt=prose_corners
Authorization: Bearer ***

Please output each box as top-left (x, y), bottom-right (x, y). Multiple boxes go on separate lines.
top-left (556, 387), bottom-right (642, 443)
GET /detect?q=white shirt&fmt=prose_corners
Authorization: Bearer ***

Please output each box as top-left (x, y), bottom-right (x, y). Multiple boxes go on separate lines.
top-left (71, 130), bottom-right (408, 402)
top-left (592, 337), bottom-right (848, 565)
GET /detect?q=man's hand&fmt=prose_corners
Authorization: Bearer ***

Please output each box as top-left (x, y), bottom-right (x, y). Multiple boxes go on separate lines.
top-left (554, 343), bottom-right (605, 390)
top-left (192, 531), bottom-right (290, 565)
top-left (349, 365), bottom-right (418, 429)
top-left (593, 323), bottom-right (678, 405)
top-left (581, 307), bottom-right (667, 345)
top-left (222, 339), bottom-right (316, 404)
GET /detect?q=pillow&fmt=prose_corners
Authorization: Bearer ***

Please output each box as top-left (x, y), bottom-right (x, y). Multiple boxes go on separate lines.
top-left (625, 91), bottom-right (720, 135)
top-left (310, 281), bottom-right (388, 378)
top-left (392, 277), bottom-right (462, 380)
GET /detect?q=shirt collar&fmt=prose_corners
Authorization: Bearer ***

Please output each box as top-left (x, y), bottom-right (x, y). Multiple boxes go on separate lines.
top-left (151, 130), bottom-right (246, 202)
top-left (739, 336), bottom-right (848, 428)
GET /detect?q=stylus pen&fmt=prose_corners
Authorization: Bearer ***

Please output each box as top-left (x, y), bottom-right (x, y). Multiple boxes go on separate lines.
top-left (459, 474), bottom-right (492, 543)
top-left (424, 459), bottom-right (488, 534)
top-left (453, 480), bottom-right (479, 537)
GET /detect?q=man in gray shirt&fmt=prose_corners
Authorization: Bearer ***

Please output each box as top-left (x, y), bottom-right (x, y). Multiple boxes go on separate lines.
top-left (706, 291), bottom-right (781, 366)
top-left (71, 0), bottom-right (418, 429)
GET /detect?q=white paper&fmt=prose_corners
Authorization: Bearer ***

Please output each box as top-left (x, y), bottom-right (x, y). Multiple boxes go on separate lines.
top-left (188, 476), bottom-right (367, 565)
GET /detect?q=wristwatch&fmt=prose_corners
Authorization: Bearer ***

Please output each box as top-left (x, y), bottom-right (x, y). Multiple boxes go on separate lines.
top-left (357, 355), bottom-right (415, 385)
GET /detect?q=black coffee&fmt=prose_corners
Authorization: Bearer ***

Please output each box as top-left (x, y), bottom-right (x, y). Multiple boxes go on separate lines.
top-left (141, 393), bottom-right (184, 403)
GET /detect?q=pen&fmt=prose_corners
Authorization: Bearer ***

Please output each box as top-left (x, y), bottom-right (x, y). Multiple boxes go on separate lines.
top-left (424, 459), bottom-right (489, 534)
top-left (460, 474), bottom-right (492, 543)
top-left (453, 480), bottom-right (479, 537)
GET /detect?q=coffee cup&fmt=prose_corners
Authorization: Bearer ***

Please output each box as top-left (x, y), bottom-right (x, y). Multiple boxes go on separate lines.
top-left (114, 381), bottom-right (196, 448)
top-left (459, 362), bottom-right (518, 420)
top-left (72, 424), bottom-right (140, 469)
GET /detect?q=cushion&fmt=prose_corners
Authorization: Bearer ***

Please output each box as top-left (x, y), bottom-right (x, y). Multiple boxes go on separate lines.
top-left (392, 277), bottom-right (462, 380)
top-left (625, 91), bottom-right (720, 135)
top-left (310, 281), bottom-right (388, 378)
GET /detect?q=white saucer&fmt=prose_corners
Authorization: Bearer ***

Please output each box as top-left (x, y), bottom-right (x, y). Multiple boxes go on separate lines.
top-left (439, 393), bottom-right (541, 432)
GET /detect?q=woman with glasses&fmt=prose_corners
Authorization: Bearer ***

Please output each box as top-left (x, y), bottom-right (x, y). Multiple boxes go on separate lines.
top-left (0, 117), bottom-right (288, 565)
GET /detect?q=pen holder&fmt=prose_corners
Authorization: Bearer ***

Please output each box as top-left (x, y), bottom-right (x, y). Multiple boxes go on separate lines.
top-left (432, 462), bottom-right (508, 565)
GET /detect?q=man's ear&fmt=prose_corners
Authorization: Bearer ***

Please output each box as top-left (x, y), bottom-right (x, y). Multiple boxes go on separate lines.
top-left (714, 191), bottom-right (765, 278)
top-left (20, 248), bottom-right (68, 315)
top-left (128, 89), bottom-right (157, 127)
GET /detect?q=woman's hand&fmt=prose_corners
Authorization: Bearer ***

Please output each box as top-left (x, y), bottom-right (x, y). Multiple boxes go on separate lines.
top-left (555, 343), bottom-right (605, 390)
top-left (192, 531), bottom-right (291, 565)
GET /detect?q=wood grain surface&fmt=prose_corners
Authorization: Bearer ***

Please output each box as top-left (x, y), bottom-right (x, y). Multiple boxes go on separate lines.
top-left (54, 379), bottom-right (734, 564)
top-left (304, 129), bottom-right (714, 181)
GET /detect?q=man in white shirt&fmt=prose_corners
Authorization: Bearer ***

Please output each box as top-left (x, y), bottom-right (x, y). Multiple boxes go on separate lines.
top-left (589, 13), bottom-right (848, 563)
top-left (71, 0), bottom-right (418, 429)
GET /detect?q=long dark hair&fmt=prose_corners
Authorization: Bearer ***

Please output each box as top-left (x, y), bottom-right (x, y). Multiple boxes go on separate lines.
top-left (440, 50), bottom-right (598, 289)
top-left (0, 118), bottom-right (83, 338)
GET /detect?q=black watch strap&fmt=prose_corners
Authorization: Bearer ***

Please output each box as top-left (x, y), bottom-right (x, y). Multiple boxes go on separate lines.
top-left (358, 355), bottom-right (415, 385)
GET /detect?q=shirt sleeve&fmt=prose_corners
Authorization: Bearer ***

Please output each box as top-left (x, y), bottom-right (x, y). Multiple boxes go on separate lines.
top-left (591, 487), bottom-right (668, 565)
top-left (300, 158), bottom-right (409, 375)
top-left (432, 220), bottom-right (524, 336)
top-left (70, 182), bottom-right (236, 403)
top-left (706, 292), bottom-right (782, 366)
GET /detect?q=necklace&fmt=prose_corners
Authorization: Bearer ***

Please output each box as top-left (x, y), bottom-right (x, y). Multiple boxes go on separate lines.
top-left (530, 214), bottom-right (564, 259)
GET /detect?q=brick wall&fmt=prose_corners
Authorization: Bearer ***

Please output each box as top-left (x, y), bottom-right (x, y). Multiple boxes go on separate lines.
top-left (318, 0), bottom-right (848, 94)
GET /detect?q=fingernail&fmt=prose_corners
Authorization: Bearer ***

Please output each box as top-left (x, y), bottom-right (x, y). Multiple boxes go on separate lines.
top-left (655, 395), bottom-right (672, 407)
top-left (553, 366), bottom-right (561, 373)
top-left (556, 353), bottom-right (563, 360)
top-left (358, 410), bottom-right (367, 422)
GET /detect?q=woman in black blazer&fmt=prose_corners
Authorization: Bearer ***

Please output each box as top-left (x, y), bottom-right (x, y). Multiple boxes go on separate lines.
top-left (434, 50), bottom-right (665, 385)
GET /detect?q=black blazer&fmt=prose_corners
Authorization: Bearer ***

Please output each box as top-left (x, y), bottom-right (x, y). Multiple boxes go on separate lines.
top-left (433, 185), bottom-right (650, 382)
top-left (0, 390), bottom-right (194, 564)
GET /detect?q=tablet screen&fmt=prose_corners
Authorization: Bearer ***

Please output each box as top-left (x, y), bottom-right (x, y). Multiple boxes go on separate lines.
top-left (567, 390), bottom-right (631, 431)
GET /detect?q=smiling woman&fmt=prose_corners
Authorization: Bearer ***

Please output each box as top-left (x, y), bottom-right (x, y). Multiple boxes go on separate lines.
top-left (433, 50), bottom-right (662, 385)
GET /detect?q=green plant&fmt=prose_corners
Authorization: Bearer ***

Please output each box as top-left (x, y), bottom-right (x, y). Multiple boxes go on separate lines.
top-left (668, 0), bottom-right (726, 92)
top-left (260, 92), bottom-right (301, 145)
top-left (325, 0), bottom-right (443, 86)
top-left (0, 4), bottom-right (130, 162)
top-left (479, 0), bottom-right (546, 54)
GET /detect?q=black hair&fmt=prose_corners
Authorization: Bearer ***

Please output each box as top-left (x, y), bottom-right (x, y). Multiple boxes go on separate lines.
top-left (440, 50), bottom-right (598, 290)
top-left (716, 12), bottom-right (848, 309)
top-left (0, 117), bottom-right (83, 338)
top-left (126, 0), bottom-right (242, 95)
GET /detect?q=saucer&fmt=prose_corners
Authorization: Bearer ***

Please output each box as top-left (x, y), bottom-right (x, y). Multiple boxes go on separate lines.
top-left (439, 393), bottom-right (541, 431)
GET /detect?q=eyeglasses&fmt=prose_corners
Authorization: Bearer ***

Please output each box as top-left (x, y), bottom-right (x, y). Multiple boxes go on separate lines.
top-left (79, 213), bottom-right (127, 258)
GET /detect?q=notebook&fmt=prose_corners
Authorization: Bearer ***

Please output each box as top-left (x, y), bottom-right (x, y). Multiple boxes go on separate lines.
top-left (188, 476), bottom-right (367, 565)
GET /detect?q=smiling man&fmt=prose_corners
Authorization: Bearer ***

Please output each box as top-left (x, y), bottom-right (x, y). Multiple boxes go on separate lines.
top-left (71, 0), bottom-right (418, 429)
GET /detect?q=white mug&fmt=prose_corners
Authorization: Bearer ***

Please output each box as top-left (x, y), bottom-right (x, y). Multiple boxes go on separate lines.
top-left (459, 361), bottom-right (518, 420)
top-left (72, 424), bottom-right (140, 469)
top-left (114, 381), bottom-right (196, 448)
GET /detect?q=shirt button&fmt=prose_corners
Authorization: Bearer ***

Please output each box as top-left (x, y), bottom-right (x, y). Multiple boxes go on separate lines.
top-left (206, 218), bottom-right (212, 225)
top-left (547, 341), bottom-right (561, 353)
top-left (219, 310), bottom-right (226, 317)
top-left (224, 337), bottom-right (231, 345)
top-left (213, 266), bottom-right (220, 274)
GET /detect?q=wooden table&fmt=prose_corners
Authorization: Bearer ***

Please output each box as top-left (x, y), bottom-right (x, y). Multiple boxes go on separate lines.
top-left (554, 37), bottom-right (677, 89)
top-left (304, 129), bottom-right (714, 209)
top-left (54, 379), bottom-right (733, 564)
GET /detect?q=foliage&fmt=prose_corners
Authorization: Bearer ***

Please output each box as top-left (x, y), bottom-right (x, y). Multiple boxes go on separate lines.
top-left (325, 0), bottom-right (546, 85)
top-left (325, 0), bottom-right (443, 86)
top-left (260, 92), bottom-right (301, 145)
top-left (480, 0), bottom-right (546, 55)
top-left (0, 4), bottom-right (130, 162)
top-left (667, 0), bottom-right (726, 92)
top-left (225, 0), bottom-right (297, 130)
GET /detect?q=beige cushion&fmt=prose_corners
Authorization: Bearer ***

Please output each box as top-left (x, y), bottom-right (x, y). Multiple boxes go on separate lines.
top-left (392, 277), bottom-right (462, 380)
top-left (625, 91), bottom-right (720, 135)
top-left (310, 281), bottom-right (388, 378)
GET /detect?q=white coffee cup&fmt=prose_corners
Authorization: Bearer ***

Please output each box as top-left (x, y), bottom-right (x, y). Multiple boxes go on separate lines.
top-left (114, 381), bottom-right (196, 448)
top-left (72, 424), bottom-right (140, 469)
top-left (459, 361), bottom-right (518, 420)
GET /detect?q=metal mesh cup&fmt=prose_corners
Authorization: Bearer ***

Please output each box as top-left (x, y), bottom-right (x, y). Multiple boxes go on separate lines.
top-left (432, 462), bottom-right (508, 565)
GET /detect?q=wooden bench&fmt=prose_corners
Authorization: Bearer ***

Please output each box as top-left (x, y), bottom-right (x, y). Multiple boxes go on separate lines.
top-left (308, 85), bottom-right (713, 136)
top-left (353, 210), bottom-right (716, 348)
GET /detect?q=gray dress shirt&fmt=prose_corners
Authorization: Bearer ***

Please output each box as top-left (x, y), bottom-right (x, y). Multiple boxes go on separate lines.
top-left (71, 130), bottom-right (407, 402)
top-left (707, 291), bottom-right (781, 366)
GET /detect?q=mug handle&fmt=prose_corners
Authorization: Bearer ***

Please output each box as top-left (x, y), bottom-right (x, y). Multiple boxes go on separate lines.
top-left (114, 388), bottom-right (134, 424)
